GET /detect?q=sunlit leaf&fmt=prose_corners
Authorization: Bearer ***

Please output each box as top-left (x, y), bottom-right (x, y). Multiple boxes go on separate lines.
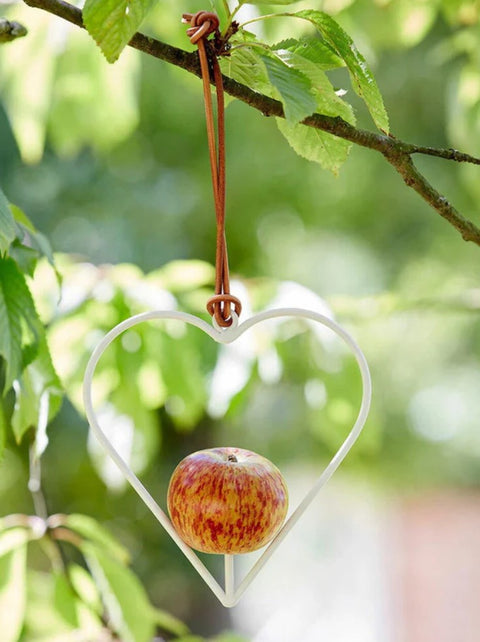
top-left (259, 52), bottom-right (317, 123)
top-left (11, 333), bottom-right (63, 446)
top-left (221, 40), bottom-right (271, 94)
top-left (83, 0), bottom-right (152, 63)
top-left (272, 45), bottom-right (354, 172)
top-left (58, 514), bottom-right (130, 565)
top-left (0, 544), bottom-right (27, 642)
top-left (52, 573), bottom-right (79, 628)
top-left (82, 542), bottom-right (156, 642)
top-left (277, 118), bottom-right (351, 173)
top-left (0, 188), bottom-right (16, 255)
top-left (23, 570), bottom-right (96, 641)
top-left (289, 10), bottom-right (389, 131)
top-left (0, 257), bottom-right (42, 392)
top-left (11, 203), bottom-right (61, 286)
top-left (68, 563), bottom-right (102, 614)
top-left (0, 528), bottom-right (30, 557)
top-left (273, 37), bottom-right (344, 70)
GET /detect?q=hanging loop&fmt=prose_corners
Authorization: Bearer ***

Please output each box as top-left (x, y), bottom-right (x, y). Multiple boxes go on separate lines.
top-left (183, 10), bottom-right (242, 329)
top-left (182, 11), bottom-right (220, 44)
top-left (206, 294), bottom-right (242, 327)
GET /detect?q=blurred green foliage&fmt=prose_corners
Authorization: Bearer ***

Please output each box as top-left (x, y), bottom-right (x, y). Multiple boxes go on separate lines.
top-left (0, 0), bottom-right (480, 639)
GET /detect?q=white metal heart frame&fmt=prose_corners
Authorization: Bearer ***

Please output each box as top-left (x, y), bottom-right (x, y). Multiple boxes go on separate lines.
top-left (83, 307), bottom-right (372, 607)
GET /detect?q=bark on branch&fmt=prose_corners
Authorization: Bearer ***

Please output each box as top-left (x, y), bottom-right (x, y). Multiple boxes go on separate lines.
top-left (22, 0), bottom-right (480, 246)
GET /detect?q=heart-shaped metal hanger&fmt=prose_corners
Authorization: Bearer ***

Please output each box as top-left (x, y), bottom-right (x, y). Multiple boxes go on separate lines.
top-left (83, 306), bottom-right (371, 607)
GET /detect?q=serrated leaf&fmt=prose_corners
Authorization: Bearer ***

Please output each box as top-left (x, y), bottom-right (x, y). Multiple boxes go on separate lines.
top-left (0, 257), bottom-right (42, 392)
top-left (0, 188), bottom-right (16, 255)
top-left (83, 0), bottom-right (152, 63)
top-left (11, 332), bottom-right (63, 445)
top-left (82, 542), bottom-right (155, 642)
top-left (11, 200), bottom-right (60, 289)
top-left (273, 37), bottom-right (345, 70)
top-left (0, 544), bottom-right (27, 642)
top-left (0, 528), bottom-right (31, 558)
top-left (290, 10), bottom-right (389, 132)
top-left (59, 514), bottom-right (130, 564)
top-left (259, 53), bottom-right (317, 123)
top-left (272, 48), bottom-right (355, 122)
top-left (277, 118), bottom-right (351, 173)
top-left (221, 44), bottom-right (271, 95)
top-left (8, 241), bottom-right (38, 279)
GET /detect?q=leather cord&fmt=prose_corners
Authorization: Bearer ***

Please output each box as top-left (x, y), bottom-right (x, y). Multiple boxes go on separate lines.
top-left (183, 11), bottom-right (242, 327)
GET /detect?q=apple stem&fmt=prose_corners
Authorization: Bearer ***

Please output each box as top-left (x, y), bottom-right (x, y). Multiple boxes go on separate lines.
top-left (227, 454), bottom-right (238, 462)
top-left (224, 553), bottom-right (235, 604)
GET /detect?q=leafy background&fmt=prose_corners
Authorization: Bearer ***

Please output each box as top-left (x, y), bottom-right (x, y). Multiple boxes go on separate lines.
top-left (0, 0), bottom-right (480, 639)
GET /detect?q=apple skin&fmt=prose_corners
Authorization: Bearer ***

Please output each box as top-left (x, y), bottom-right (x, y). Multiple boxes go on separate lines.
top-left (167, 447), bottom-right (288, 554)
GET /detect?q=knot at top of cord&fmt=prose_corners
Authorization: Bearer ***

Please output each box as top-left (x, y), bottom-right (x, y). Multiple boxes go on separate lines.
top-left (182, 11), bottom-right (220, 44)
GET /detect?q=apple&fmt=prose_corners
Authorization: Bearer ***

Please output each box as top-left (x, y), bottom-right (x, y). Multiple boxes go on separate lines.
top-left (167, 447), bottom-right (288, 554)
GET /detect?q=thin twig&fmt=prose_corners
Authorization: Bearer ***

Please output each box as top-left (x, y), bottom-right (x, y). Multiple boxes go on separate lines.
top-left (21, 0), bottom-right (480, 246)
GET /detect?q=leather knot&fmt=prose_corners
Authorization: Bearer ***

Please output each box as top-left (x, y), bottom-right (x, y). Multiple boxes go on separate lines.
top-left (182, 11), bottom-right (220, 44)
top-left (207, 294), bottom-right (242, 327)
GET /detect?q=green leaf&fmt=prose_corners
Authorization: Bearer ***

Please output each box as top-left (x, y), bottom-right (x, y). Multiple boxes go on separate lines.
top-left (273, 37), bottom-right (345, 70)
top-left (52, 573), bottom-right (79, 628)
top-left (259, 52), bottom-right (317, 124)
top-left (0, 528), bottom-right (31, 558)
top-left (0, 189), bottom-right (16, 255)
top-left (221, 32), bottom-right (271, 95)
top-left (277, 118), bottom-right (351, 173)
top-left (83, 0), bottom-right (152, 63)
top-left (23, 570), bottom-right (98, 641)
top-left (272, 48), bottom-right (355, 121)
top-left (68, 564), bottom-right (102, 614)
top-left (11, 333), bottom-right (63, 446)
top-left (0, 257), bottom-right (42, 392)
top-left (82, 542), bottom-right (156, 642)
top-left (11, 204), bottom-right (61, 286)
top-left (271, 45), bottom-right (354, 173)
top-left (290, 10), bottom-right (389, 132)
top-left (0, 544), bottom-right (27, 642)
top-left (8, 242), bottom-right (38, 279)
top-left (59, 514), bottom-right (130, 565)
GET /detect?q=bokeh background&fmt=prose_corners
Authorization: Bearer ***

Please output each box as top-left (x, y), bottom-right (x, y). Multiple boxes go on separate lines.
top-left (1, 0), bottom-right (480, 640)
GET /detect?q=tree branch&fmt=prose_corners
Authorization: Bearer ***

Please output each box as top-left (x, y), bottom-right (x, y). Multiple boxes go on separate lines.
top-left (22, 0), bottom-right (480, 246)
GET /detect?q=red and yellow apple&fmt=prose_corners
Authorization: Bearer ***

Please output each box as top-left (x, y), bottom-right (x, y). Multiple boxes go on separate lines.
top-left (167, 447), bottom-right (288, 554)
